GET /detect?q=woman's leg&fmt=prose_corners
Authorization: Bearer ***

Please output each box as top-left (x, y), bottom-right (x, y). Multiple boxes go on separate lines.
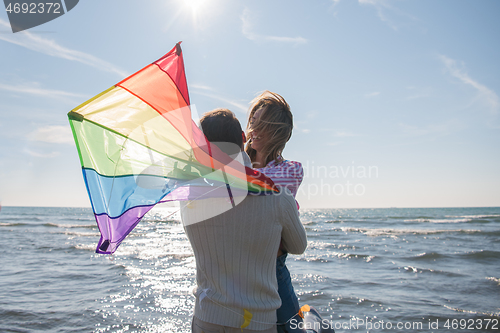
top-left (276, 253), bottom-right (303, 332)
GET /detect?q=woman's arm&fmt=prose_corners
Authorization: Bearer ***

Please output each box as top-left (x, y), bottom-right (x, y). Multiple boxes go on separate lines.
top-left (279, 192), bottom-right (307, 255)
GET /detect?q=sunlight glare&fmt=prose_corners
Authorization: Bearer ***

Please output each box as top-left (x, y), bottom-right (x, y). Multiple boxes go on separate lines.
top-left (185, 0), bottom-right (207, 14)
top-left (178, 0), bottom-right (218, 31)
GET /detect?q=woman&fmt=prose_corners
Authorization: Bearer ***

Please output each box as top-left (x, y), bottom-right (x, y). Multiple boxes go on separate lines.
top-left (246, 91), bottom-right (303, 197)
top-left (245, 91), bottom-right (305, 332)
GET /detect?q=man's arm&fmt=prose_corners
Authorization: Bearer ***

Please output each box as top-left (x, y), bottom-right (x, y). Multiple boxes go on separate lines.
top-left (279, 192), bottom-right (307, 254)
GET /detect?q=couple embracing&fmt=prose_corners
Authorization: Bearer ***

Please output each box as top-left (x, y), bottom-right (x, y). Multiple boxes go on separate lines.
top-left (182, 91), bottom-right (332, 333)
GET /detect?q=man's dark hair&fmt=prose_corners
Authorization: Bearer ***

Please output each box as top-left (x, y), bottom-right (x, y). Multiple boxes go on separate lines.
top-left (200, 108), bottom-right (243, 155)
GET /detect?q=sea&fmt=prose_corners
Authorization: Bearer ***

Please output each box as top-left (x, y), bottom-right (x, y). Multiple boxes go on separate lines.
top-left (0, 206), bottom-right (499, 333)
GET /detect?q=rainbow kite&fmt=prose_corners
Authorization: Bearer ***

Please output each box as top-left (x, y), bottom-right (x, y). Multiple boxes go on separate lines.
top-left (68, 43), bottom-right (277, 254)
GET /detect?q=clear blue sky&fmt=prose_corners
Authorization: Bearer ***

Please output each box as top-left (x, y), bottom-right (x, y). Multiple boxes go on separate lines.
top-left (0, 0), bottom-right (499, 208)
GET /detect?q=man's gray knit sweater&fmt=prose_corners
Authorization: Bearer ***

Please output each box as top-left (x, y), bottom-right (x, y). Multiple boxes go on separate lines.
top-left (182, 191), bottom-right (307, 330)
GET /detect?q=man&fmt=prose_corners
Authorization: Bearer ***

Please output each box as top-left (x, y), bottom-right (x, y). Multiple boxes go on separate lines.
top-left (181, 108), bottom-right (307, 332)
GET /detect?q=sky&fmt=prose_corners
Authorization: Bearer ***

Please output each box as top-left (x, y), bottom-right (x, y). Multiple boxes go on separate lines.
top-left (0, 0), bottom-right (499, 209)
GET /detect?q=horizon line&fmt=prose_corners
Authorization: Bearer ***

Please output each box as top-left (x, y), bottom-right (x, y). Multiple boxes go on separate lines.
top-left (1, 205), bottom-right (499, 210)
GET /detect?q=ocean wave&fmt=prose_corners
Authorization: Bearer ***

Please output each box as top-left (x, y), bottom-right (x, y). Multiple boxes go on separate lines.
top-left (408, 218), bottom-right (498, 224)
top-left (388, 215), bottom-right (447, 221)
top-left (445, 214), bottom-right (500, 219)
top-left (486, 277), bottom-right (500, 285)
top-left (34, 242), bottom-right (83, 252)
top-left (459, 250), bottom-right (500, 260)
top-left (460, 219), bottom-right (497, 224)
top-left (296, 273), bottom-right (332, 283)
top-left (0, 222), bottom-right (28, 227)
top-left (73, 243), bottom-right (98, 251)
top-left (296, 256), bottom-right (329, 263)
top-left (400, 265), bottom-right (463, 277)
top-left (402, 250), bottom-right (499, 262)
top-left (297, 252), bottom-right (375, 263)
top-left (444, 305), bottom-right (500, 318)
top-left (42, 222), bottom-right (96, 229)
top-left (386, 214), bottom-right (500, 224)
top-left (399, 250), bottom-right (500, 262)
top-left (0, 216), bottom-right (43, 222)
top-left (0, 221), bottom-right (97, 229)
top-left (408, 252), bottom-right (447, 260)
top-left (331, 252), bottom-right (374, 261)
top-left (403, 265), bottom-right (418, 273)
top-left (63, 231), bottom-right (100, 237)
top-left (356, 228), bottom-right (484, 237)
top-left (403, 218), bottom-right (473, 223)
top-left (306, 241), bottom-right (356, 251)
top-left (8, 215), bottom-right (45, 220)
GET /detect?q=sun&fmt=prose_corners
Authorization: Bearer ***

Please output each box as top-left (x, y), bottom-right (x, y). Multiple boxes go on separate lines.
top-left (181, 0), bottom-right (214, 31)
top-left (185, 0), bottom-right (207, 14)
top-left (174, 0), bottom-right (218, 31)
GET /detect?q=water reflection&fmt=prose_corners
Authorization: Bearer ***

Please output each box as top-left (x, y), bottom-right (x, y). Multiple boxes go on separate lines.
top-left (95, 205), bottom-right (195, 332)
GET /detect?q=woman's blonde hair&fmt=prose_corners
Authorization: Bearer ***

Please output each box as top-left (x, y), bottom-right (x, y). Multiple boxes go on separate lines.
top-left (245, 91), bottom-right (293, 167)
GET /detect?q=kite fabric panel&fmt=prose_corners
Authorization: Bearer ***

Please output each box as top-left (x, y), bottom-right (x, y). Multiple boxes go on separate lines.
top-left (68, 43), bottom-right (277, 254)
